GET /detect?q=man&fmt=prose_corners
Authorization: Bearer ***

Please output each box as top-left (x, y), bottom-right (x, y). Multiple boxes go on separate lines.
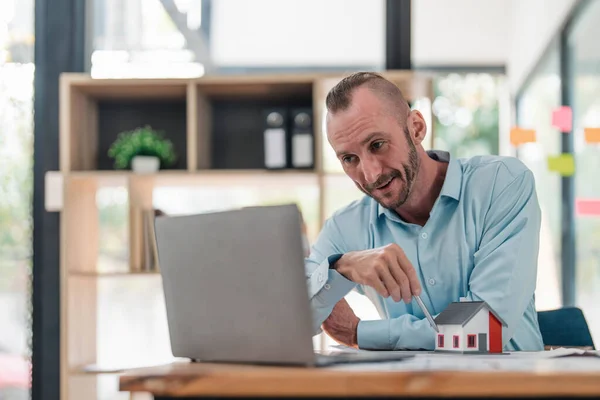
top-left (305, 72), bottom-right (544, 351)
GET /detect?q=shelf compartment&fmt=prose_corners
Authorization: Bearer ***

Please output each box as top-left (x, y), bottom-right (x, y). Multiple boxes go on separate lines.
top-left (195, 77), bottom-right (315, 171)
top-left (96, 99), bottom-right (188, 171)
top-left (60, 75), bottom-right (189, 172)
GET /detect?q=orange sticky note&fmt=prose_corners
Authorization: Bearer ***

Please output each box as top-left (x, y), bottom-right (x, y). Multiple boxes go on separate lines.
top-left (584, 128), bottom-right (600, 144)
top-left (510, 128), bottom-right (536, 146)
top-left (552, 106), bottom-right (572, 132)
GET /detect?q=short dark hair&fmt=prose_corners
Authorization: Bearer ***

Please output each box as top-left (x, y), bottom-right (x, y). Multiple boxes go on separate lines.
top-left (325, 72), bottom-right (410, 118)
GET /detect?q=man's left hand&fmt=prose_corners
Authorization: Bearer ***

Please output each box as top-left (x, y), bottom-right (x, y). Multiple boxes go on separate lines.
top-left (321, 298), bottom-right (360, 348)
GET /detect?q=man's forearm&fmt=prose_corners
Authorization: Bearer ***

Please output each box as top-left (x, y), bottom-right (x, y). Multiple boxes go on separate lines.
top-left (307, 255), bottom-right (356, 333)
top-left (357, 315), bottom-right (436, 350)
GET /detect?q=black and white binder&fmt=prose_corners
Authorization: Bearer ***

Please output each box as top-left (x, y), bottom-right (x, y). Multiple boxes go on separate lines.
top-left (263, 108), bottom-right (288, 169)
top-left (290, 108), bottom-right (314, 169)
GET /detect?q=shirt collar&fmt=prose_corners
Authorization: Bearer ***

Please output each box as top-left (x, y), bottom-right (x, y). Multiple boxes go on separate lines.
top-left (377, 150), bottom-right (462, 218)
top-left (431, 150), bottom-right (462, 202)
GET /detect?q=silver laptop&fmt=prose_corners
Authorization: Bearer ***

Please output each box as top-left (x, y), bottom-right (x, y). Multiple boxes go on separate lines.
top-left (154, 203), bottom-right (413, 367)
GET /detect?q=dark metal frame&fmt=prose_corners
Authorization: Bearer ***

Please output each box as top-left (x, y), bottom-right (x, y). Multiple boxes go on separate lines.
top-left (559, 8), bottom-right (577, 307)
top-left (385, 0), bottom-right (411, 70)
top-left (32, 0), bottom-right (86, 399)
top-left (514, 0), bottom-right (589, 307)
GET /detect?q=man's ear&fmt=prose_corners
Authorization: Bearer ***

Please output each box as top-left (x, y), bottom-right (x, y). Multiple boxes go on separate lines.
top-left (408, 110), bottom-right (427, 146)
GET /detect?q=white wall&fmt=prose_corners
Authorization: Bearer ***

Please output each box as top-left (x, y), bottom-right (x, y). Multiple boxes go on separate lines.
top-left (463, 308), bottom-right (489, 351)
top-left (411, 0), bottom-right (511, 67)
top-left (412, 0), bottom-right (577, 94)
top-left (507, 0), bottom-right (577, 92)
top-left (209, 0), bottom-right (576, 91)
top-left (437, 324), bottom-right (463, 351)
top-left (210, 0), bottom-right (385, 67)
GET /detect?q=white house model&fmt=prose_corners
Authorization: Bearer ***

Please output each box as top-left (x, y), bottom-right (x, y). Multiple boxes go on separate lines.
top-left (433, 301), bottom-right (507, 353)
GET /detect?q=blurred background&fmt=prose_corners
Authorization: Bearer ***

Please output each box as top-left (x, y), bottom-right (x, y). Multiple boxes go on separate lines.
top-left (1, 0), bottom-right (599, 399)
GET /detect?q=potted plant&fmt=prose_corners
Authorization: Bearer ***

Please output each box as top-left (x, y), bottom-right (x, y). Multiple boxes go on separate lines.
top-left (108, 125), bottom-right (177, 173)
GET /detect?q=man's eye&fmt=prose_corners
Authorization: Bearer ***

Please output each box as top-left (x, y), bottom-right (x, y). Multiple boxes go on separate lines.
top-left (342, 155), bottom-right (355, 164)
top-left (372, 141), bottom-right (384, 150)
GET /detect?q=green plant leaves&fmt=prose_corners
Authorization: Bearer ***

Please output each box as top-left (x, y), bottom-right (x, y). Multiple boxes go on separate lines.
top-left (107, 125), bottom-right (177, 169)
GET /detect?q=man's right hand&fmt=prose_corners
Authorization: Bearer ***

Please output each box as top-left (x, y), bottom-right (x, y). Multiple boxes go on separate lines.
top-left (333, 243), bottom-right (422, 303)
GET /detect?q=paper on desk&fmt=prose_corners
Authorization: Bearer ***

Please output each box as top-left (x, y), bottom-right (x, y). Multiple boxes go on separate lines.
top-left (328, 345), bottom-right (599, 358)
top-left (331, 350), bottom-right (600, 374)
top-left (333, 355), bottom-right (600, 374)
top-left (535, 347), bottom-right (600, 358)
top-left (327, 346), bottom-right (600, 374)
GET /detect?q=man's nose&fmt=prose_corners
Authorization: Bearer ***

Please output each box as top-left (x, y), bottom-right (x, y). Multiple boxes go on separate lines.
top-left (361, 159), bottom-right (383, 185)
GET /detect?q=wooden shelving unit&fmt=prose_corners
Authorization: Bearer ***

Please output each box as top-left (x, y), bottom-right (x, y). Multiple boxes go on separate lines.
top-left (48, 70), bottom-right (435, 400)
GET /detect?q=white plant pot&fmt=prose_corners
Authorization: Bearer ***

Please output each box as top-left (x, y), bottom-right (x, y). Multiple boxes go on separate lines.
top-left (131, 156), bottom-right (160, 174)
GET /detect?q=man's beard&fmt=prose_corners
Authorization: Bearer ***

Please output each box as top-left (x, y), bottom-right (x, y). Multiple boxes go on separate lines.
top-left (358, 130), bottom-right (420, 210)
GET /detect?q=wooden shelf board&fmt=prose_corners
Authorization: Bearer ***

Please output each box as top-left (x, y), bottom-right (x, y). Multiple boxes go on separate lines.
top-left (65, 170), bottom-right (129, 187)
top-left (63, 75), bottom-right (189, 99)
top-left (153, 170), bottom-right (319, 187)
top-left (69, 270), bottom-right (160, 277)
top-left (61, 170), bottom-right (319, 188)
top-left (60, 71), bottom-right (434, 101)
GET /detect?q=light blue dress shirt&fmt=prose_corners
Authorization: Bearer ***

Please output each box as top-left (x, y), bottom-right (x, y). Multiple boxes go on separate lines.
top-left (305, 150), bottom-right (544, 351)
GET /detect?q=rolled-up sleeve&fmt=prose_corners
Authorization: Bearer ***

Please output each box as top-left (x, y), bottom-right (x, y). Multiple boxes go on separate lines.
top-left (465, 169), bottom-right (542, 348)
top-left (358, 316), bottom-right (436, 350)
top-left (305, 218), bottom-right (356, 334)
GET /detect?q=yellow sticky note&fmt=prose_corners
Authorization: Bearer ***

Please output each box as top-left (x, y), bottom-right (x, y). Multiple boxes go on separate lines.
top-left (584, 128), bottom-right (600, 144)
top-left (510, 128), bottom-right (536, 146)
top-left (547, 154), bottom-right (575, 176)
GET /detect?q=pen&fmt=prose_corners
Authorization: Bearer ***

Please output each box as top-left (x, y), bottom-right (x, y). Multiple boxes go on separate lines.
top-left (415, 295), bottom-right (439, 333)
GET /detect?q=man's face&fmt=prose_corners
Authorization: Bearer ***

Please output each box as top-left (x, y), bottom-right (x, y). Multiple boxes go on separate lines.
top-left (326, 87), bottom-right (420, 210)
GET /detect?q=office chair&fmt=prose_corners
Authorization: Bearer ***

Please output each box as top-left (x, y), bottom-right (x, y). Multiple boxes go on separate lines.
top-left (537, 307), bottom-right (596, 350)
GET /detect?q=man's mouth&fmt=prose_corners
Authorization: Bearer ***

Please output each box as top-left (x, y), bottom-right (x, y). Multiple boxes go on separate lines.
top-left (376, 177), bottom-right (395, 190)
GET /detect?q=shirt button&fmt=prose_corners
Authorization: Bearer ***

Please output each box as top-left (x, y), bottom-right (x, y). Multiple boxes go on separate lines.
top-left (324, 283), bottom-right (331, 290)
top-left (421, 232), bottom-right (428, 239)
top-left (428, 278), bottom-right (436, 286)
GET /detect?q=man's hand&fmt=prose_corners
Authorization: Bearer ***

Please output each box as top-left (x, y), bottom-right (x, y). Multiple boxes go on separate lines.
top-left (322, 299), bottom-right (360, 348)
top-left (333, 243), bottom-right (421, 303)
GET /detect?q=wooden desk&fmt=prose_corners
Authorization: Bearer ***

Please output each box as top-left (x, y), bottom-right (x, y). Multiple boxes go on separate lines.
top-left (119, 359), bottom-right (600, 399)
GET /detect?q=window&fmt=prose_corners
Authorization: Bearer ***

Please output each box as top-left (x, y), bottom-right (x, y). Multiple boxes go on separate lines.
top-left (568, 0), bottom-right (600, 347)
top-left (0, 0), bottom-right (34, 399)
top-left (516, 40), bottom-right (562, 312)
top-left (467, 334), bottom-right (477, 348)
top-left (432, 73), bottom-right (505, 158)
top-left (437, 334), bottom-right (444, 348)
top-left (453, 335), bottom-right (459, 348)
top-left (91, 0), bottom-right (385, 78)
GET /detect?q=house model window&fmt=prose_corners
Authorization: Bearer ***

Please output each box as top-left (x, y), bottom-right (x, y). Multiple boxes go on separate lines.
top-left (433, 300), bottom-right (508, 354)
top-left (468, 334), bottom-right (477, 348)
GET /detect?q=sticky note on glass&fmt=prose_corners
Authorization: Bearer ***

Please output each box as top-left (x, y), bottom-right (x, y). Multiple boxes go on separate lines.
top-left (551, 106), bottom-right (572, 132)
top-left (584, 128), bottom-right (600, 144)
top-left (510, 128), bottom-right (536, 146)
top-left (547, 154), bottom-right (575, 176)
top-left (576, 199), bottom-right (600, 217)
